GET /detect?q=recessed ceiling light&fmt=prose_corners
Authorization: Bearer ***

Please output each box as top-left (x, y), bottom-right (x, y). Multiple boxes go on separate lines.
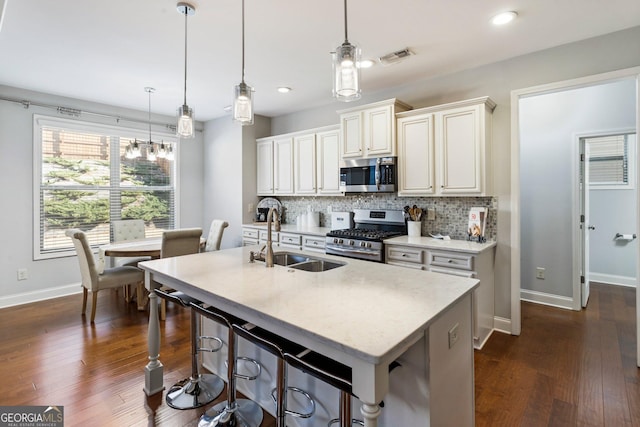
top-left (491, 11), bottom-right (517, 26)
top-left (358, 59), bottom-right (375, 69)
top-left (277, 87), bottom-right (292, 93)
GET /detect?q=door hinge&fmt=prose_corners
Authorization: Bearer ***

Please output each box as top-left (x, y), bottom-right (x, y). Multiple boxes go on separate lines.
top-left (580, 214), bottom-right (585, 223)
top-left (580, 153), bottom-right (585, 162)
top-left (581, 275), bottom-right (585, 284)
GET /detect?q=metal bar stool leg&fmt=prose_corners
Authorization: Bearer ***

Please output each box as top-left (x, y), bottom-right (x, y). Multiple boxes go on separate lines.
top-left (195, 306), bottom-right (263, 427)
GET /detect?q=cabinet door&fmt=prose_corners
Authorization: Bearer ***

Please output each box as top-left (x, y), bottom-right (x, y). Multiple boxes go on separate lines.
top-left (436, 105), bottom-right (482, 194)
top-left (365, 104), bottom-right (394, 156)
top-left (398, 114), bottom-right (435, 196)
top-left (316, 128), bottom-right (342, 195)
top-left (340, 112), bottom-right (363, 158)
top-left (256, 139), bottom-right (273, 195)
top-left (294, 133), bottom-right (316, 194)
top-left (274, 137), bottom-right (294, 195)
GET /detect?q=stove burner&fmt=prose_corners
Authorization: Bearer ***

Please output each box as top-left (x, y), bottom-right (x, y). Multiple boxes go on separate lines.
top-left (326, 228), bottom-right (403, 242)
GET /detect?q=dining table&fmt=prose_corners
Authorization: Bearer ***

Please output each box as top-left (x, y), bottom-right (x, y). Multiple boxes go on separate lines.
top-left (99, 237), bottom-right (205, 309)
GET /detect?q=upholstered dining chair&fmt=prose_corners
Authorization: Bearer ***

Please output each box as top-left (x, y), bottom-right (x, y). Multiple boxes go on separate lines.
top-left (111, 219), bottom-right (151, 268)
top-left (159, 228), bottom-right (203, 320)
top-left (204, 219), bottom-right (229, 252)
top-left (65, 229), bottom-right (145, 323)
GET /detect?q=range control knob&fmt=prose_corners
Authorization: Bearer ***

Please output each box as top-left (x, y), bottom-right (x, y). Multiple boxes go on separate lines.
top-left (349, 240), bottom-right (355, 246)
top-left (338, 239), bottom-right (343, 244)
top-left (367, 242), bottom-right (372, 248)
top-left (333, 238), bottom-right (339, 244)
top-left (360, 241), bottom-right (366, 247)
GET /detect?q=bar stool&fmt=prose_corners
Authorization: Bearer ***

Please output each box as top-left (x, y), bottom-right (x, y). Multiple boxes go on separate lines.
top-left (191, 302), bottom-right (264, 427)
top-left (232, 322), bottom-right (315, 427)
top-left (153, 288), bottom-right (225, 409)
top-left (284, 349), bottom-right (401, 427)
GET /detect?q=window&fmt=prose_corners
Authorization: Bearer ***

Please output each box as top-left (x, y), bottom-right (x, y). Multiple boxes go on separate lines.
top-left (587, 133), bottom-right (635, 188)
top-left (34, 115), bottom-right (177, 259)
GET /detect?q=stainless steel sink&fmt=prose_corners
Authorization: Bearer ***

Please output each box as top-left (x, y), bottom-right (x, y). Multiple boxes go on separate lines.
top-left (288, 259), bottom-right (345, 272)
top-left (263, 251), bottom-right (345, 272)
top-left (272, 252), bottom-right (310, 266)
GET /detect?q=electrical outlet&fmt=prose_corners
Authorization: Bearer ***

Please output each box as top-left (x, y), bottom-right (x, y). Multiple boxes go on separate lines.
top-left (248, 203), bottom-right (254, 213)
top-left (427, 208), bottom-right (436, 221)
top-left (17, 268), bottom-right (28, 281)
top-left (327, 205), bottom-right (332, 214)
top-left (448, 323), bottom-right (459, 349)
top-left (536, 267), bottom-right (545, 280)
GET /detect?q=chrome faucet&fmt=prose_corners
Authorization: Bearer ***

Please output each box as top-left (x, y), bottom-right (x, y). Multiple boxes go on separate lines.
top-left (265, 207), bottom-right (281, 267)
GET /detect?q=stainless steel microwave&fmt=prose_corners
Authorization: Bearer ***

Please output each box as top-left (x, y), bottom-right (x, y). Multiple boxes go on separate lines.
top-left (339, 157), bottom-right (397, 193)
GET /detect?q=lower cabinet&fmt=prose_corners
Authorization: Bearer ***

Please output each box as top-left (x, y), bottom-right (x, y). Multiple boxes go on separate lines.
top-left (242, 226), bottom-right (326, 253)
top-left (386, 243), bottom-right (495, 349)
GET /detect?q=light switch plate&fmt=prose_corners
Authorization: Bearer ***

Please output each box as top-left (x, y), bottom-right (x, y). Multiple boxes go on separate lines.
top-left (448, 323), bottom-right (459, 348)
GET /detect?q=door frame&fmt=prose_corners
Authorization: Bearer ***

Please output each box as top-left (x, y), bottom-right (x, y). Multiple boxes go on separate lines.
top-left (509, 67), bottom-right (640, 350)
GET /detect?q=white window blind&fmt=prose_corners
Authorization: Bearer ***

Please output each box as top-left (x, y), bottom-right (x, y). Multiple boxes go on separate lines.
top-left (34, 115), bottom-right (177, 259)
top-left (587, 134), bottom-right (630, 186)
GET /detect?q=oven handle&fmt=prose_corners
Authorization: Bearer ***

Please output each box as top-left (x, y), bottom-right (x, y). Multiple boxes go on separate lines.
top-left (326, 246), bottom-right (380, 257)
top-left (375, 157), bottom-right (381, 190)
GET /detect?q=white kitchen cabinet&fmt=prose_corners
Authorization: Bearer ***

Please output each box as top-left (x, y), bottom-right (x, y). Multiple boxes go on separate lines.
top-left (302, 235), bottom-right (326, 253)
top-left (385, 239), bottom-right (495, 349)
top-left (315, 127), bottom-right (342, 195)
top-left (274, 137), bottom-right (294, 195)
top-left (256, 139), bottom-right (274, 195)
top-left (338, 98), bottom-right (411, 159)
top-left (294, 133), bottom-right (316, 195)
top-left (396, 96), bottom-right (495, 196)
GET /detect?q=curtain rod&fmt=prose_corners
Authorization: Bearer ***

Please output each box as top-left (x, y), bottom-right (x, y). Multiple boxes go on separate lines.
top-left (0, 94), bottom-right (203, 133)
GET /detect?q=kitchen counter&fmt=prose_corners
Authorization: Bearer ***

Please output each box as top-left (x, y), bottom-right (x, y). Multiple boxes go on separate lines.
top-left (385, 235), bottom-right (496, 253)
top-left (140, 246), bottom-right (478, 426)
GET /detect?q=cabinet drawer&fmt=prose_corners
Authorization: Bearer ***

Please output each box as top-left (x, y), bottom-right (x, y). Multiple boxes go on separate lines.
top-left (243, 228), bottom-right (259, 239)
top-left (242, 239), bottom-right (259, 246)
top-left (280, 233), bottom-right (302, 246)
top-left (386, 246), bottom-right (423, 264)
top-left (303, 235), bottom-right (325, 251)
top-left (429, 266), bottom-right (476, 278)
top-left (259, 230), bottom-right (279, 242)
top-left (428, 251), bottom-right (473, 271)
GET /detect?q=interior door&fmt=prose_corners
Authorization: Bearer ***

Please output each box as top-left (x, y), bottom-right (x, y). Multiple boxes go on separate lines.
top-left (580, 140), bottom-right (591, 307)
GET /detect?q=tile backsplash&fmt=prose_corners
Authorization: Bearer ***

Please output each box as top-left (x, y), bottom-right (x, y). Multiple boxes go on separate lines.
top-left (274, 194), bottom-right (497, 241)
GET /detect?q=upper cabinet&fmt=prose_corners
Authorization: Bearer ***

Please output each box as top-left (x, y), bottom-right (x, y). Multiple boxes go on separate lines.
top-left (258, 126), bottom-right (342, 197)
top-left (397, 97), bottom-right (496, 197)
top-left (256, 136), bottom-right (294, 196)
top-left (338, 99), bottom-right (411, 159)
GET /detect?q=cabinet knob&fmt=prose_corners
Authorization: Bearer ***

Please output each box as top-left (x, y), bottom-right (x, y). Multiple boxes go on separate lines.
top-left (402, 253), bottom-right (408, 257)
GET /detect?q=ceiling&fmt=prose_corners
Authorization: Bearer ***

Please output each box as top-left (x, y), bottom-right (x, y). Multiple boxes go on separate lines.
top-left (1, 0), bottom-right (639, 122)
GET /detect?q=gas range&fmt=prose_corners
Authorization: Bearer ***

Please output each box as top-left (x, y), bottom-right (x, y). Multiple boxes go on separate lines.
top-left (325, 209), bottom-right (406, 262)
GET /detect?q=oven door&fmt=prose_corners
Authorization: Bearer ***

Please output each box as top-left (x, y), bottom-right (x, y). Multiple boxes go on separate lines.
top-left (325, 237), bottom-right (384, 262)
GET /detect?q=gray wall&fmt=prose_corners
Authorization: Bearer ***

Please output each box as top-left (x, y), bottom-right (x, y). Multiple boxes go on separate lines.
top-left (0, 85), bottom-right (205, 307)
top-left (269, 26), bottom-right (640, 320)
top-left (519, 79), bottom-right (636, 299)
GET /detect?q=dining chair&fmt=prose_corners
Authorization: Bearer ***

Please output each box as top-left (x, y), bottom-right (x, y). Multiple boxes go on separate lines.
top-left (204, 219), bottom-right (229, 252)
top-left (159, 228), bottom-right (203, 320)
top-left (111, 219), bottom-right (151, 268)
top-left (65, 229), bottom-right (144, 323)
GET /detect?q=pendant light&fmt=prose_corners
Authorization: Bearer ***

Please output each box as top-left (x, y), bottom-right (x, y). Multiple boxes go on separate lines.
top-left (176, 2), bottom-right (195, 138)
top-left (332, 0), bottom-right (361, 102)
top-left (233, 0), bottom-right (254, 125)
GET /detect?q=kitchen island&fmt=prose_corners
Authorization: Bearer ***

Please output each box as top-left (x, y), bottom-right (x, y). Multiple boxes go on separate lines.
top-left (139, 245), bottom-right (479, 426)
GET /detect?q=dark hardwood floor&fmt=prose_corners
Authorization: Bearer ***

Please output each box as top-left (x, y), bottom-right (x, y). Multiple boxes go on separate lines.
top-left (0, 282), bottom-right (638, 426)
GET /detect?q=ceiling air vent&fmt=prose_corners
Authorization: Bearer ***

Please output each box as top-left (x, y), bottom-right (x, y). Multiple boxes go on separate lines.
top-left (379, 48), bottom-right (414, 65)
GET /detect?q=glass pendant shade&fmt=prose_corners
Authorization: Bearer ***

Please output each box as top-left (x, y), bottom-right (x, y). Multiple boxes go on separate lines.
top-left (157, 142), bottom-right (167, 158)
top-left (177, 104), bottom-right (194, 138)
top-left (147, 145), bottom-right (157, 161)
top-left (233, 82), bottom-right (254, 125)
top-left (333, 41), bottom-right (361, 101)
top-left (166, 145), bottom-right (175, 161)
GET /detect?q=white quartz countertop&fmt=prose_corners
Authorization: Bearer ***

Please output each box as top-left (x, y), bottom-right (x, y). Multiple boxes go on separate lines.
top-left (384, 235), bottom-right (496, 254)
top-left (139, 245), bottom-right (478, 364)
top-left (244, 223), bottom-right (332, 236)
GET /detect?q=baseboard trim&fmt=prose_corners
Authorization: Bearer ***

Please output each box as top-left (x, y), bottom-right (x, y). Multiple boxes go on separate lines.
top-left (520, 289), bottom-right (574, 310)
top-left (0, 283), bottom-right (81, 309)
top-left (493, 316), bottom-right (512, 335)
top-left (589, 273), bottom-right (637, 288)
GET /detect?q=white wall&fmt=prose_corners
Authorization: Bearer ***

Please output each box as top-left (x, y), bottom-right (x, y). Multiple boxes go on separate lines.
top-left (519, 79), bottom-right (636, 300)
top-left (270, 26), bottom-right (640, 321)
top-left (202, 114), bottom-right (270, 249)
top-left (0, 85), bottom-right (205, 308)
